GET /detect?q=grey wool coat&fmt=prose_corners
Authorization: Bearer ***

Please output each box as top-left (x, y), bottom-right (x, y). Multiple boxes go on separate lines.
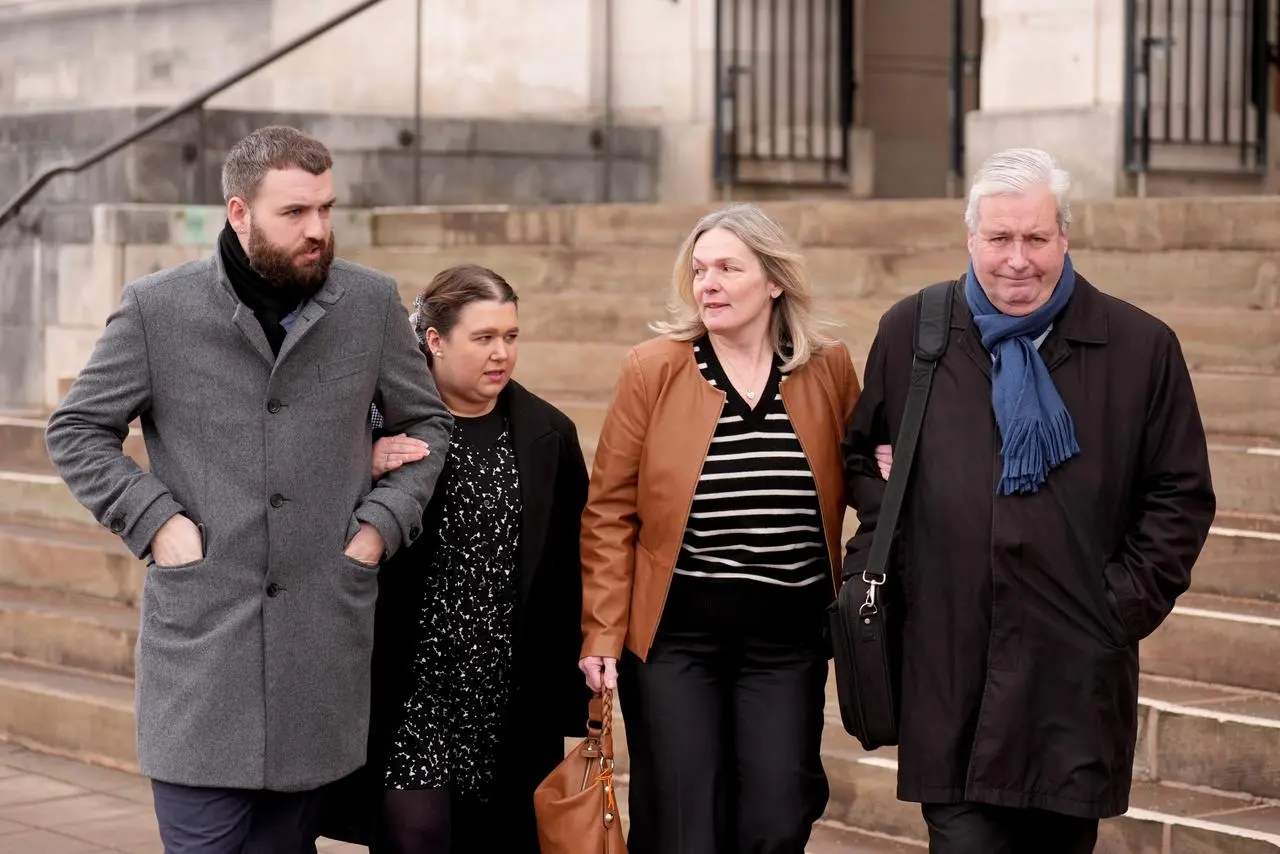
top-left (45, 249), bottom-right (454, 792)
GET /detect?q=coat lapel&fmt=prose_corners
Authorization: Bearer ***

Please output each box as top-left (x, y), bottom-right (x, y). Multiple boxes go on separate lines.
top-left (507, 383), bottom-right (557, 609)
top-left (1043, 276), bottom-right (1109, 373)
top-left (275, 277), bottom-right (347, 366)
top-left (232, 304), bottom-right (275, 367)
top-left (949, 285), bottom-right (993, 380)
top-left (210, 250), bottom-right (275, 367)
top-left (211, 248), bottom-right (349, 369)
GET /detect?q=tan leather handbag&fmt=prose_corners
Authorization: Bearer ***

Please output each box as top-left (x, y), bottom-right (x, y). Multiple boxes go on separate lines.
top-left (534, 690), bottom-right (627, 854)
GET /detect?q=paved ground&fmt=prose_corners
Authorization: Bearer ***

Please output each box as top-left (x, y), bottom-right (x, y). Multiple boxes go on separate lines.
top-left (0, 742), bottom-right (919, 853)
top-left (0, 743), bottom-right (360, 854)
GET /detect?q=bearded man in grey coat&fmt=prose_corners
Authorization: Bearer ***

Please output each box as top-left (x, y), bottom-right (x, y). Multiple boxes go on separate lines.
top-left (45, 125), bottom-right (453, 853)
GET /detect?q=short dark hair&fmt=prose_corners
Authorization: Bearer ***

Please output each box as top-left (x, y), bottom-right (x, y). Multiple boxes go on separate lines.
top-left (220, 126), bottom-right (333, 203)
top-left (410, 264), bottom-right (519, 365)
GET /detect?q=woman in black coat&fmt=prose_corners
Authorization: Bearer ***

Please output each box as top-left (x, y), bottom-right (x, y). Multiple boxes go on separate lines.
top-left (322, 264), bottom-right (590, 854)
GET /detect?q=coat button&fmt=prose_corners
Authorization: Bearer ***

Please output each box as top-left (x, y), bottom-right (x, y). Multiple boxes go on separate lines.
top-left (267, 399), bottom-right (282, 413)
top-left (269, 494), bottom-right (284, 508)
top-left (409, 524), bottom-right (421, 541)
top-left (108, 517), bottom-right (124, 533)
top-left (266, 582), bottom-right (281, 597)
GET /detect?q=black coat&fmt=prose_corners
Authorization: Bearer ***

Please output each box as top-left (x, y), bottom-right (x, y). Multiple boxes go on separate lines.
top-left (321, 380), bottom-right (591, 848)
top-left (843, 277), bottom-right (1215, 819)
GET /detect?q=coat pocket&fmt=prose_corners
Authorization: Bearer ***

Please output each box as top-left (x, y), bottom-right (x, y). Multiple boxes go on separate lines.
top-left (145, 558), bottom-right (214, 631)
top-left (341, 552), bottom-right (380, 572)
top-left (318, 351), bottom-right (371, 383)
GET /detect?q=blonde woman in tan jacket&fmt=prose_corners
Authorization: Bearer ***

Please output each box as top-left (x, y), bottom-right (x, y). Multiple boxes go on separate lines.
top-left (578, 204), bottom-right (862, 854)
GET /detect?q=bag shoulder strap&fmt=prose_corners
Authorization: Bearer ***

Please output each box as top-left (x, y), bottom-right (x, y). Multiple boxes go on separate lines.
top-left (861, 280), bottom-right (955, 587)
top-left (914, 280), bottom-right (954, 361)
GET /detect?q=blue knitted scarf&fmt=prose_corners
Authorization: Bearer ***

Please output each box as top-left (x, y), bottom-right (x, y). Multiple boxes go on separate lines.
top-left (964, 256), bottom-right (1080, 495)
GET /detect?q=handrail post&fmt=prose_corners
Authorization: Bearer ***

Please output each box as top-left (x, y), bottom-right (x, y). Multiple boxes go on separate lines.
top-left (413, 0), bottom-right (424, 206)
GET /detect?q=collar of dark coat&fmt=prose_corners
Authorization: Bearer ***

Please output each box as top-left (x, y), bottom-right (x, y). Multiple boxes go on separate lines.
top-left (500, 379), bottom-right (558, 442)
top-left (948, 272), bottom-right (1109, 345)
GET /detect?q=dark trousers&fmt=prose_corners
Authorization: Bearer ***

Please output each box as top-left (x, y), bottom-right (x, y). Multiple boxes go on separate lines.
top-left (151, 780), bottom-right (321, 854)
top-left (618, 628), bottom-right (829, 854)
top-left (923, 802), bottom-right (1100, 854)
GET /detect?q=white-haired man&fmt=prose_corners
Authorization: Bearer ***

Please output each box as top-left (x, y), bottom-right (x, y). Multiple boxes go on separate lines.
top-left (842, 148), bottom-right (1215, 852)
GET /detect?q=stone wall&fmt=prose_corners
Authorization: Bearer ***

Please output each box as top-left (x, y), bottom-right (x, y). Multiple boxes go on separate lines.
top-left (0, 0), bottom-right (717, 202)
top-left (0, 107), bottom-right (659, 214)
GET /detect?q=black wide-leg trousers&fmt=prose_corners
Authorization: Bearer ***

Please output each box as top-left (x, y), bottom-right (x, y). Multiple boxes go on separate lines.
top-left (618, 628), bottom-right (829, 854)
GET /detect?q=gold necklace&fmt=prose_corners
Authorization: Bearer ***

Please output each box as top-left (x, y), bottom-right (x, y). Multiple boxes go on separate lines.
top-left (721, 353), bottom-right (770, 400)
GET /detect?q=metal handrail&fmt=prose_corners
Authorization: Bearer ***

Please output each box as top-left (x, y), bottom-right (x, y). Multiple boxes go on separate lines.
top-left (0, 0), bottom-right (390, 233)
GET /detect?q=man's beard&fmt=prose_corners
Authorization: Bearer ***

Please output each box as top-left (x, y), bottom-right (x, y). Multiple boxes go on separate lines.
top-left (246, 222), bottom-right (336, 298)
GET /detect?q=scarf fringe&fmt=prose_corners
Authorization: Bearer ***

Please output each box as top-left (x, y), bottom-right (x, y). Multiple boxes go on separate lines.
top-left (999, 408), bottom-right (1081, 495)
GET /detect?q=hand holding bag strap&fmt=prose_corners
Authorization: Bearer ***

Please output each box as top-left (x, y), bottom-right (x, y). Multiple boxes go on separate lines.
top-left (592, 691), bottom-right (620, 830)
top-left (860, 280), bottom-right (954, 604)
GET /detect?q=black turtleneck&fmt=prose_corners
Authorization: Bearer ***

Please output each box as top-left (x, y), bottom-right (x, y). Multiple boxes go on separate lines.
top-left (218, 221), bottom-right (302, 357)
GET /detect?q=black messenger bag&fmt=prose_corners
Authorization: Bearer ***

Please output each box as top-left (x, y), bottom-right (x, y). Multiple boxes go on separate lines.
top-left (828, 280), bottom-right (953, 751)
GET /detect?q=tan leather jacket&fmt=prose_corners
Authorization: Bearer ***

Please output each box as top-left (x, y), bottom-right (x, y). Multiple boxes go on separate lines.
top-left (580, 336), bottom-right (862, 661)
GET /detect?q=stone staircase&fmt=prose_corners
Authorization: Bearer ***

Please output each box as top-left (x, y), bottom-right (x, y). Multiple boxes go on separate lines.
top-left (0, 197), bottom-right (1277, 852)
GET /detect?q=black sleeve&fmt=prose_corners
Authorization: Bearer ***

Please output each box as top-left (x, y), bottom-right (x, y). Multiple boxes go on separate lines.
top-left (841, 324), bottom-right (893, 580)
top-left (1103, 329), bottom-right (1216, 642)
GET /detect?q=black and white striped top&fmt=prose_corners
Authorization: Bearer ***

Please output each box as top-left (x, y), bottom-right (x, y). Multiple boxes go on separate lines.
top-left (673, 340), bottom-right (828, 589)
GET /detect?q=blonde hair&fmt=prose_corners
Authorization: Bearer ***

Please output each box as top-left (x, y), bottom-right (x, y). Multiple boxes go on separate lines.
top-left (649, 203), bottom-right (834, 372)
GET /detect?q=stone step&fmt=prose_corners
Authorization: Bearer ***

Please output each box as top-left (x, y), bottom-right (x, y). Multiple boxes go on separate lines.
top-left (1208, 440), bottom-right (1280, 516)
top-left (1196, 515), bottom-right (1280, 603)
top-left (368, 197), bottom-right (1280, 254)
top-left (1162, 310), bottom-right (1280, 374)
top-left (491, 293), bottom-right (1280, 375)
top-left (0, 416), bottom-right (148, 475)
top-left (1193, 372), bottom-right (1280, 439)
top-left (351, 243), bottom-right (1280, 312)
top-left (0, 519), bottom-right (142, 606)
top-left (0, 471), bottom-right (97, 528)
top-left (0, 416), bottom-right (59, 475)
top-left (819, 741), bottom-right (1280, 853)
top-left (1137, 674), bottom-right (1280, 801)
top-left (0, 656), bottom-right (137, 773)
top-left (1143, 592), bottom-right (1280, 694)
top-left (0, 585), bottom-right (137, 679)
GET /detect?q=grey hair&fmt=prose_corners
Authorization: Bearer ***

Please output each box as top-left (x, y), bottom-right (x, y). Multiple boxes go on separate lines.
top-left (220, 126), bottom-right (333, 203)
top-left (964, 148), bottom-right (1072, 232)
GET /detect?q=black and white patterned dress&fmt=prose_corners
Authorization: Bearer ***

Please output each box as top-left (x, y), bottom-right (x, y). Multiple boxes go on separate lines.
top-left (383, 406), bottom-right (523, 798)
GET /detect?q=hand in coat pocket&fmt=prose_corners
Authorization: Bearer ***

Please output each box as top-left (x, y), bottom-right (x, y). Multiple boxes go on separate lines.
top-left (150, 515), bottom-right (204, 567)
top-left (344, 522), bottom-right (385, 567)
